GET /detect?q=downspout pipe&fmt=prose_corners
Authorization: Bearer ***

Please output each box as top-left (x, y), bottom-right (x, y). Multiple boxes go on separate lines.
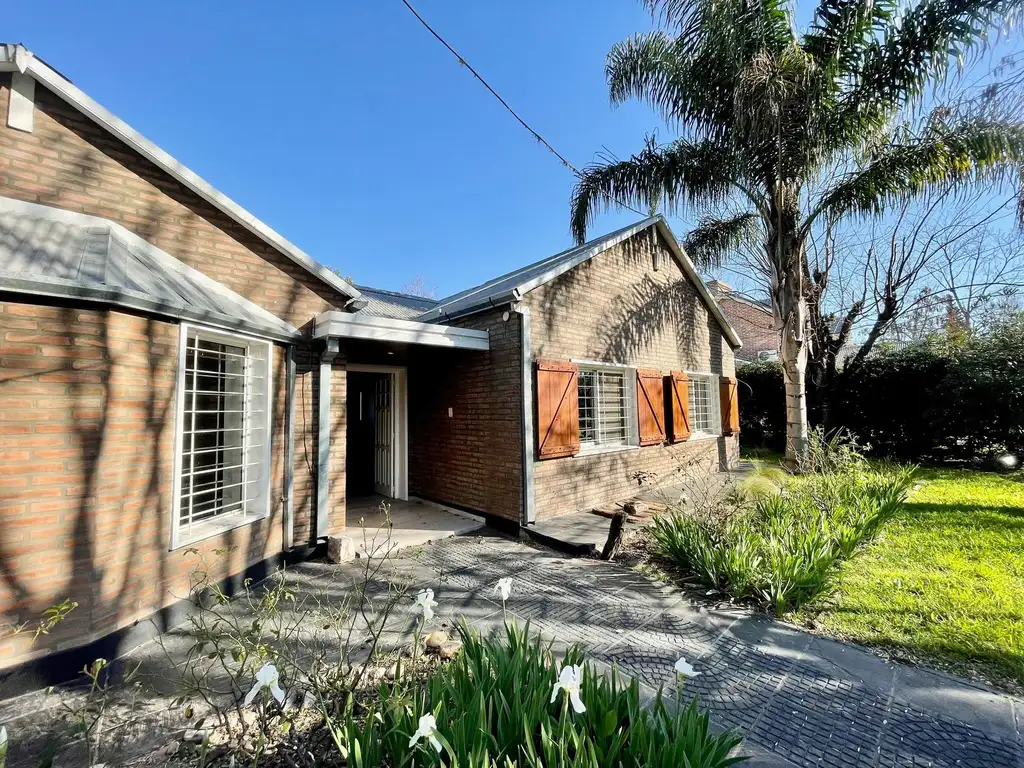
top-left (283, 345), bottom-right (296, 550)
top-left (316, 338), bottom-right (340, 540)
top-left (513, 303), bottom-right (536, 526)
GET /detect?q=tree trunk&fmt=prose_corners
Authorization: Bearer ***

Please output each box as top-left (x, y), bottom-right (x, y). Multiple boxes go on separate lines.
top-left (768, 212), bottom-right (810, 469)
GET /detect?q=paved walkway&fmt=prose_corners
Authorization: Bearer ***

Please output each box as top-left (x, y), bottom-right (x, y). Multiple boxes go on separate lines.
top-left (380, 532), bottom-right (1023, 768)
top-left (3, 530), bottom-right (1021, 767)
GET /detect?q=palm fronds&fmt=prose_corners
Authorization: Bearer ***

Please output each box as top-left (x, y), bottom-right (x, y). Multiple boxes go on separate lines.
top-left (683, 213), bottom-right (762, 267)
top-left (811, 115), bottom-right (1024, 227)
top-left (571, 138), bottom-right (737, 244)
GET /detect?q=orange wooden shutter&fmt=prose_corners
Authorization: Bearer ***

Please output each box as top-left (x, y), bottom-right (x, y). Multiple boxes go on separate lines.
top-left (667, 371), bottom-right (691, 443)
top-left (636, 369), bottom-right (666, 446)
top-left (720, 376), bottom-right (740, 436)
top-left (535, 360), bottom-right (580, 459)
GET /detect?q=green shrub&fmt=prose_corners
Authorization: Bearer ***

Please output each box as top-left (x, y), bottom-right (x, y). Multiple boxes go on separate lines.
top-left (738, 314), bottom-right (1024, 464)
top-left (652, 464), bottom-right (916, 613)
top-left (324, 621), bottom-right (745, 767)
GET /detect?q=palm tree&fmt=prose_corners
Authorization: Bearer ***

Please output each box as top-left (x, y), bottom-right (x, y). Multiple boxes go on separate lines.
top-left (570, 0), bottom-right (1024, 466)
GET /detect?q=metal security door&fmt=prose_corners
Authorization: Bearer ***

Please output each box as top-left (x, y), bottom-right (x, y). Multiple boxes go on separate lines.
top-left (373, 374), bottom-right (394, 496)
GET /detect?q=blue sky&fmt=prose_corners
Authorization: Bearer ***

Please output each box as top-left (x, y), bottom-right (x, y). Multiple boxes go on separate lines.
top-left (8, 1), bottom-right (673, 298)
top-left (8, 2), bottom-right (1019, 302)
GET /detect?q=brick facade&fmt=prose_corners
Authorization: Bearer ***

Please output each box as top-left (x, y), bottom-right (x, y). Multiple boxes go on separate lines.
top-left (708, 285), bottom-right (777, 363)
top-left (523, 229), bottom-right (740, 519)
top-left (408, 309), bottom-right (523, 522)
top-left (0, 304), bottom-right (288, 667)
top-left (0, 74), bottom-right (343, 670)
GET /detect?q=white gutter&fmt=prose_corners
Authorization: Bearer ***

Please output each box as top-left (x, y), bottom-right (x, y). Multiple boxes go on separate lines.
top-left (314, 311), bottom-right (489, 351)
top-left (0, 44), bottom-right (361, 304)
top-left (283, 347), bottom-right (296, 549)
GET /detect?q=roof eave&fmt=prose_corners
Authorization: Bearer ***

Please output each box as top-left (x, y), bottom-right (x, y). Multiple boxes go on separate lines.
top-left (0, 44), bottom-right (361, 304)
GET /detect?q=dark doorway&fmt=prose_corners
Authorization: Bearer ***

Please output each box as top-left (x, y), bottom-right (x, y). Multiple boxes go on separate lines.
top-left (346, 370), bottom-right (395, 499)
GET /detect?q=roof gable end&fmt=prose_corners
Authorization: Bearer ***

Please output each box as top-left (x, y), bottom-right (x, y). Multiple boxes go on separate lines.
top-left (0, 43), bottom-right (360, 304)
top-left (420, 216), bottom-right (742, 349)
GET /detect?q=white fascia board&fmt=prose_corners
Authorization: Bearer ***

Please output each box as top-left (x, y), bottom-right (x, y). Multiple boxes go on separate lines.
top-left (512, 217), bottom-right (659, 298)
top-left (0, 44), bottom-right (360, 303)
top-left (314, 311), bottom-right (489, 351)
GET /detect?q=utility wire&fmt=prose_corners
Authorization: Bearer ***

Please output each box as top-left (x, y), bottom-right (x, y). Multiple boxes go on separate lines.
top-left (397, 0), bottom-right (648, 219)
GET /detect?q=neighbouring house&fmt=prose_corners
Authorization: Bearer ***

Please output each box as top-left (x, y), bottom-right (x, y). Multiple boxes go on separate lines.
top-left (707, 281), bottom-right (778, 364)
top-left (0, 44), bottom-right (741, 683)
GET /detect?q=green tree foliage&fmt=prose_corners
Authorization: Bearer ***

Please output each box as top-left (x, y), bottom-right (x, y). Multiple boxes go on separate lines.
top-left (569, 0), bottom-right (1024, 466)
top-left (739, 313), bottom-right (1024, 462)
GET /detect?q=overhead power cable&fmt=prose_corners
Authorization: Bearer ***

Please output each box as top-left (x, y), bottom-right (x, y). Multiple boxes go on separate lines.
top-left (397, 0), bottom-right (647, 219)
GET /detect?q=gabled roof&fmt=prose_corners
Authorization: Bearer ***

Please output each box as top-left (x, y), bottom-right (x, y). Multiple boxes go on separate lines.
top-left (354, 285), bottom-right (439, 321)
top-left (0, 196), bottom-right (300, 342)
top-left (0, 43), bottom-right (361, 305)
top-left (418, 216), bottom-right (742, 349)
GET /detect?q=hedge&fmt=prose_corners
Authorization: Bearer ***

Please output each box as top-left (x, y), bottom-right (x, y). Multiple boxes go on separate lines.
top-left (737, 317), bottom-right (1024, 464)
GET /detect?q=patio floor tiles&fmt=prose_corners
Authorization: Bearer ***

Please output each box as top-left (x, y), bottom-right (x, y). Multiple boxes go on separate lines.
top-left (748, 665), bottom-right (890, 768)
top-left (876, 705), bottom-right (1021, 768)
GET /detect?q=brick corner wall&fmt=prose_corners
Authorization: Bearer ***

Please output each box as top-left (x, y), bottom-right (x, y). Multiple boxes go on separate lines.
top-left (408, 308), bottom-right (524, 522)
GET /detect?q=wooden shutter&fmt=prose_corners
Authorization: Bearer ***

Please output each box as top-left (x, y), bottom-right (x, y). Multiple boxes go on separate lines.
top-left (535, 360), bottom-right (580, 459)
top-left (667, 371), bottom-right (691, 443)
top-left (720, 376), bottom-right (740, 436)
top-left (636, 369), bottom-right (666, 446)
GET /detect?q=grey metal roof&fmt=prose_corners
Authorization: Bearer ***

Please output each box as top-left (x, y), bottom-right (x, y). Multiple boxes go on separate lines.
top-left (0, 197), bottom-right (300, 342)
top-left (418, 217), bottom-right (660, 322)
top-left (354, 285), bottom-right (439, 320)
top-left (416, 216), bottom-right (742, 349)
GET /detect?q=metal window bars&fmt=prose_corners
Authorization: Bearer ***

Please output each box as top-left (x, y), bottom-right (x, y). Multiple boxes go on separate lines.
top-left (688, 374), bottom-right (713, 433)
top-left (179, 331), bottom-right (265, 533)
top-left (578, 367), bottom-right (630, 447)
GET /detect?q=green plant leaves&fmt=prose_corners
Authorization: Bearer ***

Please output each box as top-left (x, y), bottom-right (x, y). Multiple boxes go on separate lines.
top-left (321, 620), bottom-right (743, 767)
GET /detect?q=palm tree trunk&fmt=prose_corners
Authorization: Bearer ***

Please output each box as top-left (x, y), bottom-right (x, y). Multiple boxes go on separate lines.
top-left (769, 220), bottom-right (810, 469)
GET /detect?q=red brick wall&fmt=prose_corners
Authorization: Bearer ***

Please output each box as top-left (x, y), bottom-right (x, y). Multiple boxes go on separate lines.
top-left (524, 228), bottom-right (740, 519)
top-left (715, 294), bottom-right (777, 362)
top-left (408, 309), bottom-right (523, 522)
top-left (0, 72), bottom-right (346, 667)
top-left (0, 304), bottom-right (287, 669)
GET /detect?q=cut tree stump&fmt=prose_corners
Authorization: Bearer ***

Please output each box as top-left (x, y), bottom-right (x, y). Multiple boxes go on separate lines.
top-left (600, 511), bottom-right (628, 561)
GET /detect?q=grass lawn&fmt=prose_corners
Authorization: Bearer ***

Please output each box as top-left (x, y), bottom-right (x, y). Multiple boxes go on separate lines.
top-left (794, 468), bottom-right (1024, 693)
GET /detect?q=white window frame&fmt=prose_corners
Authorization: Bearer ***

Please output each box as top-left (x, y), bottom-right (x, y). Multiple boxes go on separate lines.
top-left (572, 360), bottom-right (639, 455)
top-left (170, 323), bottom-right (274, 550)
top-left (685, 371), bottom-right (721, 440)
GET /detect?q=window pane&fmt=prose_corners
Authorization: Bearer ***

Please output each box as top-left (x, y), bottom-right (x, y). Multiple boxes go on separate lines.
top-left (180, 332), bottom-right (249, 529)
top-left (689, 375), bottom-right (713, 433)
top-left (577, 366), bottom-right (629, 447)
top-left (578, 369), bottom-right (596, 443)
top-left (596, 370), bottom-right (628, 445)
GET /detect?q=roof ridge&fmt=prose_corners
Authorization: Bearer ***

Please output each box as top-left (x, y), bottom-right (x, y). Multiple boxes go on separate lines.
top-left (355, 284), bottom-right (439, 304)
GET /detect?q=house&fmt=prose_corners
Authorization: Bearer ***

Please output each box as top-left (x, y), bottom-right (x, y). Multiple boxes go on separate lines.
top-left (0, 44), bottom-right (741, 681)
top-left (707, 281), bottom-right (778, 364)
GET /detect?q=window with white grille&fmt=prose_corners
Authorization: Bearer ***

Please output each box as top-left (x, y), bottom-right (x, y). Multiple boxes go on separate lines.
top-left (577, 365), bottom-right (636, 450)
top-left (687, 373), bottom-right (720, 437)
top-left (172, 325), bottom-right (272, 548)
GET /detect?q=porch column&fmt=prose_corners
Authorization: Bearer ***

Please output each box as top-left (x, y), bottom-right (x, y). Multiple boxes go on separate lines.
top-left (316, 338), bottom-right (339, 540)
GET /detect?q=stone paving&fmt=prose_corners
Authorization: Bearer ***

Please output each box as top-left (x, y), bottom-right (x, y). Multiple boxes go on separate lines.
top-left (2, 529), bottom-right (1021, 767)
top-left (377, 532), bottom-right (1024, 768)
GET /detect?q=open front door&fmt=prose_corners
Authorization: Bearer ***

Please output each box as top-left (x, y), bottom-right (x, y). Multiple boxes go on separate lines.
top-left (373, 374), bottom-right (394, 496)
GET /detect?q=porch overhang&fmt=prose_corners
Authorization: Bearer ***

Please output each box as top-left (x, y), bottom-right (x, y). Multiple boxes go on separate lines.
top-left (313, 311), bottom-right (489, 351)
